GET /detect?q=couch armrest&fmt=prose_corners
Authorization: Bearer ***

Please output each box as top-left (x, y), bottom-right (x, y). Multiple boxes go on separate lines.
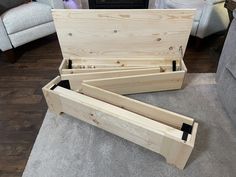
top-left (0, 17), bottom-right (12, 51)
top-left (37, 0), bottom-right (64, 9)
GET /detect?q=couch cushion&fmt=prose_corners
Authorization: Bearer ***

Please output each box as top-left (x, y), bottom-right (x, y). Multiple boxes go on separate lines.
top-left (9, 21), bottom-right (55, 48)
top-left (2, 2), bottom-right (53, 35)
top-left (0, 0), bottom-right (26, 14)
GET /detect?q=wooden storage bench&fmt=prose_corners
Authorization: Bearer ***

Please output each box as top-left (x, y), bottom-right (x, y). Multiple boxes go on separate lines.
top-left (43, 9), bottom-right (198, 169)
top-left (43, 76), bottom-right (198, 170)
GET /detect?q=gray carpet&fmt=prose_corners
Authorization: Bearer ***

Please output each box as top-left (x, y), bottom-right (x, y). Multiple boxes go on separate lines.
top-left (23, 74), bottom-right (236, 177)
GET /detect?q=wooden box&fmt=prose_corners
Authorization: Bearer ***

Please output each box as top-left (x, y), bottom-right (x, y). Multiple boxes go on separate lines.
top-left (55, 9), bottom-right (193, 92)
top-left (43, 9), bottom-right (198, 169)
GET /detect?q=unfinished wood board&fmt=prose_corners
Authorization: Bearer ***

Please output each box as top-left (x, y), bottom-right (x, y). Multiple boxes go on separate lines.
top-left (61, 68), bottom-right (161, 80)
top-left (59, 58), bottom-right (163, 74)
top-left (83, 71), bottom-right (186, 94)
top-left (62, 68), bottom-right (162, 90)
top-left (79, 83), bottom-right (194, 129)
top-left (68, 57), bottom-right (181, 67)
top-left (60, 66), bottom-right (162, 74)
top-left (52, 9), bottom-right (195, 59)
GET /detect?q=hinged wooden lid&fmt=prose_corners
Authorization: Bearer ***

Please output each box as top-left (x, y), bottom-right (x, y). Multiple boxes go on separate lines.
top-left (52, 9), bottom-right (195, 60)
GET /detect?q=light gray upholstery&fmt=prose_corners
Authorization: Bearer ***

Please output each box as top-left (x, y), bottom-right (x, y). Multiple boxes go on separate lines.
top-left (206, 0), bottom-right (225, 4)
top-left (0, 17), bottom-right (12, 51)
top-left (216, 10), bottom-right (236, 126)
top-left (9, 22), bottom-right (55, 48)
top-left (37, 0), bottom-right (64, 9)
top-left (2, 2), bottom-right (53, 35)
top-left (155, 0), bottom-right (229, 38)
top-left (0, 0), bottom-right (64, 52)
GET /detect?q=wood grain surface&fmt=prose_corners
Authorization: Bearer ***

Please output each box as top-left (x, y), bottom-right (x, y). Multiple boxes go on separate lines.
top-left (53, 9), bottom-right (195, 59)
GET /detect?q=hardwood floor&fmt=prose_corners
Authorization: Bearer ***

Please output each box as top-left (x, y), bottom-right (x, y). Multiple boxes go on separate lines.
top-left (0, 34), bottom-right (222, 177)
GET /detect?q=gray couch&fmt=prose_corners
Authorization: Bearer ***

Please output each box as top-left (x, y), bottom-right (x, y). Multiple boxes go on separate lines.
top-left (216, 9), bottom-right (236, 126)
top-left (0, 0), bottom-right (64, 61)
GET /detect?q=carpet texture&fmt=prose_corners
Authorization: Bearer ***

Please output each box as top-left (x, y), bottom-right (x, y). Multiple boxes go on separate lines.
top-left (23, 74), bottom-right (236, 177)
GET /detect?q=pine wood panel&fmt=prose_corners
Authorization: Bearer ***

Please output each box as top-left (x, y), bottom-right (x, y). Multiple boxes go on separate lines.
top-left (80, 83), bottom-right (194, 129)
top-left (52, 9), bottom-right (195, 59)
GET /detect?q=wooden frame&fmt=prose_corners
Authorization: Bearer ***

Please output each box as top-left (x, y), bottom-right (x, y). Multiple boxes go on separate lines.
top-left (54, 9), bottom-right (193, 81)
top-left (43, 9), bottom-right (198, 169)
top-left (59, 58), bottom-right (177, 75)
top-left (43, 76), bottom-right (198, 169)
top-left (60, 59), bottom-right (187, 92)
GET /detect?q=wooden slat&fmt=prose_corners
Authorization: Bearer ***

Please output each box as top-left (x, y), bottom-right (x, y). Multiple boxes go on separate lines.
top-left (61, 66), bottom-right (162, 74)
top-left (72, 64), bottom-right (161, 69)
top-left (80, 83), bottom-right (194, 129)
top-left (83, 71), bottom-right (186, 94)
top-left (70, 57), bottom-right (180, 67)
top-left (59, 58), bottom-right (178, 74)
top-left (62, 68), bottom-right (161, 80)
top-left (52, 9), bottom-right (195, 59)
top-left (54, 86), bottom-right (184, 139)
top-left (61, 68), bottom-right (161, 90)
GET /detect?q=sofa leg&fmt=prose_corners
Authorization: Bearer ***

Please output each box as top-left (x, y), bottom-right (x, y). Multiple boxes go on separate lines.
top-left (3, 49), bottom-right (18, 63)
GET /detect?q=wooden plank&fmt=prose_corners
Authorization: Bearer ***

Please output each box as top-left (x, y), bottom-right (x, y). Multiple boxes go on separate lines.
top-left (83, 71), bottom-right (186, 94)
top-left (59, 58), bottom-right (180, 75)
top-left (62, 68), bottom-right (161, 79)
top-left (52, 9), bottom-right (195, 59)
top-left (70, 57), bottom-right (180, 67)
top-left (62, 68), bottom-right (161, 90)
top-left (71, 64), bottom-right (162, 69)
top-left (61, 66), bottom-right (161, 74)
top-left (43, 82), bottom-right (196, 169)
top-left (53, 86), bottom-right (184, 139)
top-left (80, 83), bottom-right (194, 129)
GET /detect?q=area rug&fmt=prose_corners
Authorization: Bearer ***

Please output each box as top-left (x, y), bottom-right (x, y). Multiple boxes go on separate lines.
top-left (22, 74), bottom-right (236, 177)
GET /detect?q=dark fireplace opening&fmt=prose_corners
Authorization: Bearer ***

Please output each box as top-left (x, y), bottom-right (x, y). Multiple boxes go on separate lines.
top-left (89, 0), bottom-right (149, 9)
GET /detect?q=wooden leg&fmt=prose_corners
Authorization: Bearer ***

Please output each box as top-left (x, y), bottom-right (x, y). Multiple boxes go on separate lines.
top-left (42, 76), bottom-right (63, 115)
top-left (3, 49), bottom-right (18, 63)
